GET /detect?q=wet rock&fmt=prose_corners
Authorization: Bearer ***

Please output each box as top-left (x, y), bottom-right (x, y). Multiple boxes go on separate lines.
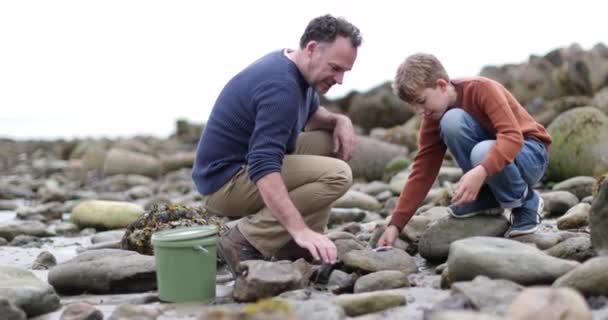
top-left (71, 200), bottom-right (144, 230)
top-left (445, 237), bottom-right (579, 286)
top-left (557, 203), bottom-right (591, 229)
top-left (329, 208), bottom-right (367, 225)
top-left (32, 250), bottom-right (57, 270)
top-left (333, 190), bottom-right (382, 211)
top-left (48, 249), bottom-right (156, 294)
top-left (0, 298), bottom-right (26, 320)
top-left (10, 235), bottom-right (42, 247)
top-left (507, 287), bottom-right (592, 320)
top-left (545, 236), bottom-right (595, 262)
top-left (108, 304), bottom-right (161, 320)
top-left (591, 179), bottom-right (608, 255)
top-left (348, 136), bottom-right (408, 181)
top-left (328, 269), bottom-right (355, 293)
top-left (60, 302), bottom-right (104, 320)
top-left (509, 232), bottom-right (561, 250)
top-left (233, 259), bottom-right (313, 302)
top-left (91, 229), bottom-right (126, 244)
top-left (52, 222), bottom-right (79, 236)
top-left (552, 176), bottom-right (596, 200)
top-left (333, 290), bottom-right (406, 317)
top-left (0, 199), bottom-right (18, 211)
top-left (0, 266), bottom-right (60, 317)
top-left (541, 191), bottom-right (580, 217)
top-left (553, 256), bottom-right (608, 296)
top-left (0, 221), bottom-right (52, 241)
top-left (353, 270), bottom-right (409, 293)
top-left (341, 248), bottom-right (417, 274)
top-left (451, 276), bottom-right (523, 316)
top-left (547, 107), bottom-right (608, 180)
top-left (419, 215), bottom-right (509, 262)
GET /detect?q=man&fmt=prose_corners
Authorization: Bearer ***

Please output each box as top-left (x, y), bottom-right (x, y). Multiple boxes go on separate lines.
top-left (192, 14), bottom-right (362, 275)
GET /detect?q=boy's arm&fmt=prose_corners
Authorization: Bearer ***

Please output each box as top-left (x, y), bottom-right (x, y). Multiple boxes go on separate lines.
top-left (388, 119), bottom-right (446, 230)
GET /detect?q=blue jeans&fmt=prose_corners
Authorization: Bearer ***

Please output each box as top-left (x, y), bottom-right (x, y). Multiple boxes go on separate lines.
top-left (439, 109), bottom-right (548, 209)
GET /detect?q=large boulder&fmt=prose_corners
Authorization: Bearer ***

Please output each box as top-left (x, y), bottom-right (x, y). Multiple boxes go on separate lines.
top-left (102, 148), bottom-right (162, 178)
top-left (348, 136), bottom-right (408, 181)
top-left (546, 107), bottom-right (608, 181)
top-left (347, 82), bottom-right (414, 131)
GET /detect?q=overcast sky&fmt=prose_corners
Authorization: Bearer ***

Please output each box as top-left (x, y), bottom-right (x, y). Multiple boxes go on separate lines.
top-left (1, 0), bottom-right (606, 139)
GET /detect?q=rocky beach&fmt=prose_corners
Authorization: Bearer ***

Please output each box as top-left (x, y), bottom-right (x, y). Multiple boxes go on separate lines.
top-left (2, 43), bottom-right (608, 320)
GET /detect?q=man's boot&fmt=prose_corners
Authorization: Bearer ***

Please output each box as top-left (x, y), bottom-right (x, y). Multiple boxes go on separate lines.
top-left (217, 225), bottom-right (263, 277)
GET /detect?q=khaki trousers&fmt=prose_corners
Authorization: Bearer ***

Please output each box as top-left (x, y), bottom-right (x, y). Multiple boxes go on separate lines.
top-left (203, 131), bottom-right (353, 258)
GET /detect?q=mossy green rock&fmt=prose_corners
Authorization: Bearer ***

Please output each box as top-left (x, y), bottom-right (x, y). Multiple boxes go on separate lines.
top-left (71, 200), bottom-right (144, 230)
top-left (547, 107), bottom-right (608, 181)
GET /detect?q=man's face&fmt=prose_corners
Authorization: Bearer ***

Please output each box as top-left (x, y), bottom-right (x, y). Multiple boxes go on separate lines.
top-left (304, 36), bottom-right (357, 94)
top-left (412, 80), bottom-right (450, 121)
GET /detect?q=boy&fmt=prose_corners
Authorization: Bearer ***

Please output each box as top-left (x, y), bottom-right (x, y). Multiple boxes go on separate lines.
top-left (378, 53), bottom-right (552, 246)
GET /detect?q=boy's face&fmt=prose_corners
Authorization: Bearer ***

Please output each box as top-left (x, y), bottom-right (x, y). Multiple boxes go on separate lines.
top-left (411, 79), bottom-right (451, 121)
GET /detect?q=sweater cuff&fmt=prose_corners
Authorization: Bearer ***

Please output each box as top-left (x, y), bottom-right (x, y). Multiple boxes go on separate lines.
top-left (388, 211), bottom-right (413, 231)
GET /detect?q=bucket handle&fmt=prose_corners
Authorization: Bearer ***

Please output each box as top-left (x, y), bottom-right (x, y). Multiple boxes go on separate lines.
top-left (193, 245), bottom-right (209, 255)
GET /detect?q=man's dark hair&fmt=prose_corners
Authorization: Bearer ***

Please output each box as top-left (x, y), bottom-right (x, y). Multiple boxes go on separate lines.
top-left (299, 14), bottom-right (362, 49)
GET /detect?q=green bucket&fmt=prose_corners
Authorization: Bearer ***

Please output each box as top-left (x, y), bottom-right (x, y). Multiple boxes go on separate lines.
top-left (151, 225), bottom-right (218, 302)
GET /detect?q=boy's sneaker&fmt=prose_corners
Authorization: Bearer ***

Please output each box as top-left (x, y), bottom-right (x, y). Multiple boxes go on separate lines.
top-left (217, 225), bottom-right (264, 277)
top-left (505, 191), bottom-right (544, 237)
top-left (447, 189), bottom-right (503, 218)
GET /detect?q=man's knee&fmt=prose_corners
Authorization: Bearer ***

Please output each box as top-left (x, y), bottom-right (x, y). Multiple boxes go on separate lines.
top-left (321, 159), bottom-right (353, 196)
top-left (439, 108), bottom-right (467, 137)
top-left (470, 140), bottom-right (495, 166)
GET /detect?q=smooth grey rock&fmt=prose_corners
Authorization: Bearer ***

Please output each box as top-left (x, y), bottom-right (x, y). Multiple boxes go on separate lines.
top-left (291, 299), bottom-right (345, 320)
top-left (419, 215), bottom-right (509, 262)
top-left (541, 191), bottom-right (580, 217)
top-left (329, 208), bottom-right (367, 225)
top-left (91, 229), bottom-right (126, 244)
top-left (446, 237), bottom-right (579, 286)
top-left (506, 287), bottom-right (592, 320)
top-left (0, 221), bottom-right (51, 241)
top-left (341, 248), bottom-right (417, 274)
top-left (552, 176), bottom-right (596, 200)
top-left (32, 251), bottom-right (57, 270)
top-left (48, 249), bottom-right (156, 294)
top-left (0, 298), bottom-right (26, 320)
top-left (0, 265), bottom-right (60, 317)
top-left (353, 270), bottom-right (409, 293)
top-left (333, 291), bottom-right (406, 317)
top-left (107, 304), bottom-right (160, 320)
top-left (591, 179), bottom-right (608, 255)
top-left (60, 302), bottom-right (104, 320)
top-left (451, 276), bottom-right (523, 316)
top-left (557, 203), bottom-right (591, 230)
top-left (509, 232), bottom-right (561, 250)
top-left (334, 190), bottom-right (382, 211)
top-left (335, 238), bottom-right (367, 260)
top-left (233, 259), bottom-right (312, 302)
top-left (553, 256), bottom-right (608, 296)
top-left (545, 236), bottom-right (596, 262)
top-left (425, 310), bottom-right (502, 320)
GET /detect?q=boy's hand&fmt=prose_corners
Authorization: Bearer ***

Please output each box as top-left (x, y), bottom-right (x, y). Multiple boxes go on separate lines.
top-left (452, 165), bottom-right (487, 205)
top-left (378, 225), bottom-right (400, 247)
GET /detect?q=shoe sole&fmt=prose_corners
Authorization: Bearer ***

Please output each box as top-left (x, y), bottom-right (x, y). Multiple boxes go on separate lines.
top-left (505, 193), bottom-right (544, 238)
top-left (448, 207), bottom-right (504, 219)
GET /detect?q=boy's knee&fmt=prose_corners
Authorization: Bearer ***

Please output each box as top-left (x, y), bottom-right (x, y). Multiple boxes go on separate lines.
top-left (439, 109), bottom-right (467, 136)
top-left (470, 140), bottom-right (495, 166)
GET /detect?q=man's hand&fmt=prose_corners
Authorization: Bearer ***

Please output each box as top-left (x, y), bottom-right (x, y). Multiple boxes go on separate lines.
top-left (333, 115), bottom-right (356, 161)
top-left (292, 228), bottom-right (337, 264)
top-left (451, 165), bottom-right (487, 205)
top-left (377, 225), bottom-right (400, 247)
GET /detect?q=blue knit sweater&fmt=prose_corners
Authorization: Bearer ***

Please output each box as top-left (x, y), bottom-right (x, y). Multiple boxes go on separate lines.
top-left (192, 50), bottom-right (320, 195)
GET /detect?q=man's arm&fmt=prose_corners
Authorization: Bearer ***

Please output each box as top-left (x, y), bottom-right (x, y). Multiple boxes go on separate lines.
top-left (256, 172), bottom-right (337, 264)
top-left (305, 106), bottom-right (356, 161)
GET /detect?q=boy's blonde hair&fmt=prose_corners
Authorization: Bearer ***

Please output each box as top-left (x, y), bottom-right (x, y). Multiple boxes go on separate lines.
top-left (393, 53), bottom-right (450, 103)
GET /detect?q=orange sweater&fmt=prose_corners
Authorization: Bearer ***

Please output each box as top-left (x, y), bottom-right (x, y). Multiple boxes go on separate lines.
top-left (389, 77), bottom-right (552, 230)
